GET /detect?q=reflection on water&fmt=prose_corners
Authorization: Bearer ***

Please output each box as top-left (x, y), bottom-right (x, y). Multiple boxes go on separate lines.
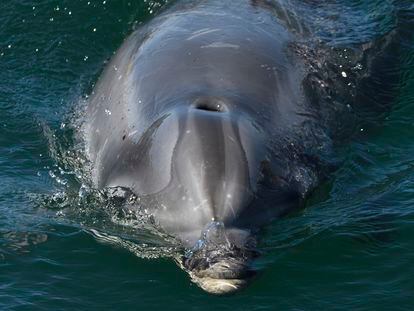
top-left (1, 232), bottom-right (48, 254)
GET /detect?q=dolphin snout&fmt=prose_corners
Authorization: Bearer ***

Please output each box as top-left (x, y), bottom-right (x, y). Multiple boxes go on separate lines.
top-left (183, 222), bottom-right (257, 295)
top-left (190, 266), bottom-right (253, 295)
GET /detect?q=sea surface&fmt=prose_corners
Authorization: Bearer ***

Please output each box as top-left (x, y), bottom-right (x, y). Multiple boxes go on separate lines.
top-left (0, 1), bottom-right (413, 310)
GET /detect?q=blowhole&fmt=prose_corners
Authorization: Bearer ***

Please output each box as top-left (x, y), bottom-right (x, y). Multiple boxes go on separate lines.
top-left (194, 102), bottom-right (223, 112)
top-left (193, 98), bottom-right (227, 113)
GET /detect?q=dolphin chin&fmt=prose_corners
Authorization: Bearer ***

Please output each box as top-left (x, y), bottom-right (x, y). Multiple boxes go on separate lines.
top-left (188, 258), bottom-right (255, 294)
top-left (190, 275), bottom-right (249, 295)
top-left (181, 222), bottom-right (257, 294)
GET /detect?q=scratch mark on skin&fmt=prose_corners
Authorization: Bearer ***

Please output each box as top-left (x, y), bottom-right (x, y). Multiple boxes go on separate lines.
top-left (201, 42), bottom-right (240, 49)
top-left (128, 130), bottom-right (138, 137)
top-left (186, 28), bottom-right (221, 40)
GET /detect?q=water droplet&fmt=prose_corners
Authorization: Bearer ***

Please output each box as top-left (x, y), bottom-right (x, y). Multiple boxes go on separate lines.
top-left (78, 184), bottom-right (90, 198)
top-left (353, 63), bottom-right (363, 70)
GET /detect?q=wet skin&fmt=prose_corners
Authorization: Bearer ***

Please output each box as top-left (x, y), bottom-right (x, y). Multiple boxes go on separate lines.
top-left (85, 0), bottom-right (375, 294)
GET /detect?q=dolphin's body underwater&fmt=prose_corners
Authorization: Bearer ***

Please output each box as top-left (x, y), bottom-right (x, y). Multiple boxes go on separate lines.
top-left (85, 0), bottom-right (396, 294)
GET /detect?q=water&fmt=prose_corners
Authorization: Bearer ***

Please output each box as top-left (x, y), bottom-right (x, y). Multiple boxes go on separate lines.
top-left (0, 0), bottom-right (413, 309)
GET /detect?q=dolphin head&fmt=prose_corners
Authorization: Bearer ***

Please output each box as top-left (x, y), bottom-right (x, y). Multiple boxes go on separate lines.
top-left (86, 2), bottom-right (320, 295)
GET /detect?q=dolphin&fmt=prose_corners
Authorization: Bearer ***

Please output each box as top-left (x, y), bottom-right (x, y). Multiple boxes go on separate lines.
top-left (85, 0), bottom-right (397, 294)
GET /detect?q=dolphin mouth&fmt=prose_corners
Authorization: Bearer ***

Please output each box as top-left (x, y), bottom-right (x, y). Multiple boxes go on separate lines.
top-left (187, 257), bottom-right (255, 295)
top-left (190, 274), bottom-right (249, 295)
top-left (182, 222), bottom-right (257, 295)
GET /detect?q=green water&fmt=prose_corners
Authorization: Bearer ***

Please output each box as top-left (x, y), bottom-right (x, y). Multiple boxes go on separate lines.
top-left (1, 0), bottom-right (413, 310)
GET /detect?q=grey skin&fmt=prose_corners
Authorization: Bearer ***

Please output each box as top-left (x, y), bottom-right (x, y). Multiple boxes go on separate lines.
top-left (85, 0), bottom-right (393, 294)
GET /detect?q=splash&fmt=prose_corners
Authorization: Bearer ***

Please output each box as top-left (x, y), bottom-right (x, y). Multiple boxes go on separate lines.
top-left (37, 95), bottom-right (184, 261)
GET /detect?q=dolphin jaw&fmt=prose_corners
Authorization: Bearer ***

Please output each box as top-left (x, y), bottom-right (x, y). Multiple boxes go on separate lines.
top-left (180, 221), bottom-right (257, 294)
top-left (187, 257), bottom-right (255, 294)
top-left (189, 274), bottom-right (248, 295)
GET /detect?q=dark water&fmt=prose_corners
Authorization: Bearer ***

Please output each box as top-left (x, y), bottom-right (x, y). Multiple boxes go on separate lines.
top-left (1, 0), bottom-right (413, 310)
